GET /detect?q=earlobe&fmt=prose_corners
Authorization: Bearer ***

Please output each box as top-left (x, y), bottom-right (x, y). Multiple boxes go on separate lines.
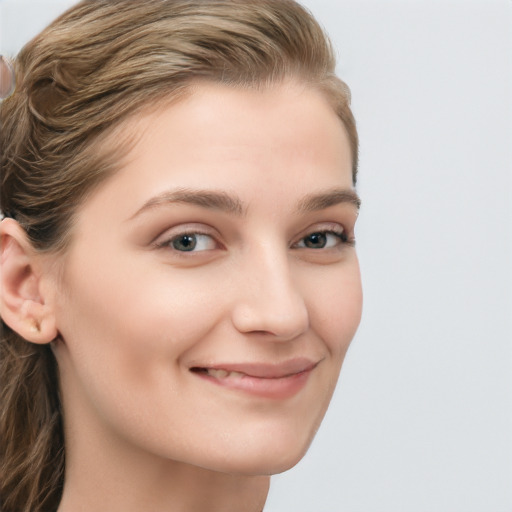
top-left (0, 218), bottom-right (58, 344)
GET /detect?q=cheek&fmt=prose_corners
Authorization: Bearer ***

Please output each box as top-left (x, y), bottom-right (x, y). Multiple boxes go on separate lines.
top-left (54, 256), bottom-right (226, 443)
top-left (55, 250), bottom-right (237, 415)
top-left (309, 260), bottom-right (363, 358)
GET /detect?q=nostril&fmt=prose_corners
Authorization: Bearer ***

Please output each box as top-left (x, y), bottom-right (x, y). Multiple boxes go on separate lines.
top-left (229, 267), bottom-right (309, 340)
top-left (231, 303), bottom-right (309, 340)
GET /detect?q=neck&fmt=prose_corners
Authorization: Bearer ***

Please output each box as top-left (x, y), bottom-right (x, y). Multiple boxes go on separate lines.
top-left (56, 396), bottom-right (269, 512)
top-left (58, 451), bottom-right (270, 512)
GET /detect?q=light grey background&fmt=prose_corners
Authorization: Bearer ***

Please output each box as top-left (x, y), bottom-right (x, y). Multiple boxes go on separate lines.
top-left (1, 1), bottom-right (511, 511)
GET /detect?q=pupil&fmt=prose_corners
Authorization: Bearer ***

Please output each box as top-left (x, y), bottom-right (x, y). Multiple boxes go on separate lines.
top-left (173, 234), bottom-right (197, 251)
top-left (305, 232), bottom-right (326, 248)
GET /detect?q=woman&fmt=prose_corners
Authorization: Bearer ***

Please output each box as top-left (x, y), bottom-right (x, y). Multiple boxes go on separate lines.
top-left (0, 1), bottom-right (362, 511)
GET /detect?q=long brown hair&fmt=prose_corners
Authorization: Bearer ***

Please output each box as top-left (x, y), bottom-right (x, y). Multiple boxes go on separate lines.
top-left (0, 1), bottom-right (358, 510)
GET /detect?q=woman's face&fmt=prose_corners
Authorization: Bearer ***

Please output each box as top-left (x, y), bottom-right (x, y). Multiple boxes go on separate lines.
top-left (50, 81), bottom-right (362, 475)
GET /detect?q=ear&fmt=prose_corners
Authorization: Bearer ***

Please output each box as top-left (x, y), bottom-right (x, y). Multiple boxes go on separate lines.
top-left (0, 218), bottom-right (58, 344)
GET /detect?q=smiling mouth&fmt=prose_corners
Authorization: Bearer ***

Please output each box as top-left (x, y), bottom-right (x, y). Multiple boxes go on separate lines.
top-left (191, 367), bottom-right (308, 379)
top-left (189, 360), bottom-right (319, 399)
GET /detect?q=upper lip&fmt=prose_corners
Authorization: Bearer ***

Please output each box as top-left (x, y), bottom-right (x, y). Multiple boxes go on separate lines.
top-left (190, 357), bottom-right (321, 379)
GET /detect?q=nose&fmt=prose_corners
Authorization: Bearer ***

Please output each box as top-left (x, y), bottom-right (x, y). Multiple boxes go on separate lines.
top-left (230, 248), bottom-right (310, 341)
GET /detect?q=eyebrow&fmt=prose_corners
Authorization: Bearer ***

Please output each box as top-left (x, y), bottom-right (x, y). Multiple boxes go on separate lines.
top-left (129, 186), bottom-right (360, 221)
top-left (129, 188), bottom-right (245, 219)
top-left (296, 188), bottom-right (361, 212)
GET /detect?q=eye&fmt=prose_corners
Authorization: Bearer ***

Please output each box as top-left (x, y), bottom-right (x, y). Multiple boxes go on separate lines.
top-left (162, 232), bottom-right (217, 252)
top-left (295, 230), bottom-right (348, 249)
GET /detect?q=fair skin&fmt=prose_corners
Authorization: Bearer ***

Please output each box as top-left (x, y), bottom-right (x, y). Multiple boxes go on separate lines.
top-left (0, 81), bottom-right (362, 511)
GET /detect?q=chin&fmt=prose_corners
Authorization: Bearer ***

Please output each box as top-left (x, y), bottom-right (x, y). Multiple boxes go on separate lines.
top-left (211, 451), bottom-right (307, 477)
top-left (254, 450), bottom-right (307, 476)
top-left (201, 427), bottom-right (317, 477)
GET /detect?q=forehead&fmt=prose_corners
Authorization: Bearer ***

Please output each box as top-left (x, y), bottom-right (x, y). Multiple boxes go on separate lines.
top-left (78, 81), bottom-right (354, 222)
top-left (137, 82), bottom-right (348, 170)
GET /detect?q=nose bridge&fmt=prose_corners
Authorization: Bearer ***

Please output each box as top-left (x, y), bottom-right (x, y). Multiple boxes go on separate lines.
top-left (231, 242), bottom-right (310, 340)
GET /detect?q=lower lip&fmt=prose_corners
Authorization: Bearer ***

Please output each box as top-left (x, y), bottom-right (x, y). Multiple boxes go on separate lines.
top-left (194, 369), bottom-right (313, 400)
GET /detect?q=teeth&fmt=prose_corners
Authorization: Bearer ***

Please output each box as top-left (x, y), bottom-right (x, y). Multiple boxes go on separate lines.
top-left (206, 369), bottom-right (245, 379)
top-left (207, 369), bottom-right (228, 379)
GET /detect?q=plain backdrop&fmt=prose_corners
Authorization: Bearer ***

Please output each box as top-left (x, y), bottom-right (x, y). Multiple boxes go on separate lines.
top-left (1, 1), bottom-right (511, 511)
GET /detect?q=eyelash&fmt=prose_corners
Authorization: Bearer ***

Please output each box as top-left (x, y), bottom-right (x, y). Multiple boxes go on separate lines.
top-left (154, 229), bottom-right (218, 253)
top-left (154, 225), bottom-right (354, 254)
top-left (292, 229), bottom-right (352, 250)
